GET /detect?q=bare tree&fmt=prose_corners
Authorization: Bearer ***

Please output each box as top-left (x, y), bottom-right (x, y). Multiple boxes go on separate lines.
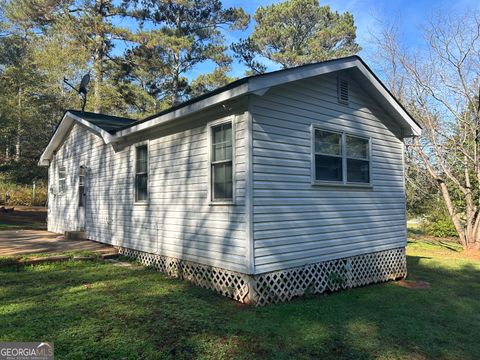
top-left (373, 11), bottom-right (480, 250)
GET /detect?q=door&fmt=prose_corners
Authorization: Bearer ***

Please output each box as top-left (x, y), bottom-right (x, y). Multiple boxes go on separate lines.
top-left (78, 166), bottom-right (86, 231)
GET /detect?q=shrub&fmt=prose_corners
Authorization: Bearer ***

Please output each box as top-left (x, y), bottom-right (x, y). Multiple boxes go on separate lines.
top-left (424, 218), bottom-right (458, 238)
top-left (421, 207), bottom-right (458, 238)
top-left (0, 179), bottom-right (47, 206)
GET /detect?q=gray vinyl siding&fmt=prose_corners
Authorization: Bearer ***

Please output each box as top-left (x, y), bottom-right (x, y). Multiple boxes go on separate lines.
top-left (48, 111), bottom-right (248, 273)
top-left (250, 71), bottom-right (407, 274)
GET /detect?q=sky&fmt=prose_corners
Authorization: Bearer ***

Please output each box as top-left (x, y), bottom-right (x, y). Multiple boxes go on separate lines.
top-left (221, 0), bottom-right (480, 77)
top-left (113, 0), bottom-right (480, 81)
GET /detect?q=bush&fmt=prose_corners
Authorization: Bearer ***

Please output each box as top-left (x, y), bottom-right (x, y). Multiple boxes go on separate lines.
top-left (423, 214), bottom-right (458, 238)
top-left (424, 219), bottom-right (458, 238)
top-left (0, 179), bottom-right (47, 206)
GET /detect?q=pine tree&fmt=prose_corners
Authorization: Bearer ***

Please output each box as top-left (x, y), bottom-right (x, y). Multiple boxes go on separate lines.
top-left (122, 0), bottom-right (249, 107)
top-left (232, 0), bottom-right (361, 73)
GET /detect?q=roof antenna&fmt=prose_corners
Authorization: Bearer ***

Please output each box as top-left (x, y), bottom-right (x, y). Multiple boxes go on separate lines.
top-left (63, 71), bottom-right (91, 112)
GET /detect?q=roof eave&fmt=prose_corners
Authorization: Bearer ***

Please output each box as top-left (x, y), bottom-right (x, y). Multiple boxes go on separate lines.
top-left (114, 56), bottom-right (420, 140)
top-left (114, 82), bottom-right (250, 138)
top-left (115, 58), bottom-right (360, 138)
top-left (352, 58), bottom-right (421, 136)
top-left (38, 111), bottom-right (116, 166)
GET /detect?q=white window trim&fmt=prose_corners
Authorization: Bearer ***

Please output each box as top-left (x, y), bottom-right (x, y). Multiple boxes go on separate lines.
top-left (310, 124), bottom-right (373, 188)
top-left (134, 140), bottom-right (149, 205)
top-left (207, 116), bottom-right (236, 205)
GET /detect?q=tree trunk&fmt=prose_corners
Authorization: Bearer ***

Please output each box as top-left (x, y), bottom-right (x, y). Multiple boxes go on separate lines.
top-left (15, 85), bottom-right (21, 162)
top-left (171, 9), bottom-right (181, 106)
top-left (466, 215), bottom-right (480, 250)
top-left (93, 39), bottom-right (103, 113)
top-left (93, 0), bottom-right (105, 113)
top-left (171, 68), bottom-right (179, 106)
top-left (438, 181), bottom-right (468, 248)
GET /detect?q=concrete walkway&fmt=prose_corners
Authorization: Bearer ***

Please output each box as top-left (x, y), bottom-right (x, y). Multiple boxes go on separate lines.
top-left (0, 230), bottom-right (114, 257)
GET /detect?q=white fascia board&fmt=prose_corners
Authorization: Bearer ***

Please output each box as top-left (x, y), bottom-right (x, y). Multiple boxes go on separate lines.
top-left (67, 112), bottom-right (115, 144)
top-left (353, 59), bottom-right (422, 136)
top-left (115, 82), bottom-right (250, 138)
top-left (38, 111), bottom-right (115, 166)
top-left (114, 59), bottom-right (357, 140)
top-left (248, 58), bottom-right (358, 93)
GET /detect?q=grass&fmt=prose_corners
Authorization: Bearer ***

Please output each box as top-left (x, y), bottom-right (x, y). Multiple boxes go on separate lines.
top-left (0, 222), bottom-right (46, 230)
top-left (0, 251), bottom-right (103, 267)
top-left (1, 239), bottom-right (479, 359)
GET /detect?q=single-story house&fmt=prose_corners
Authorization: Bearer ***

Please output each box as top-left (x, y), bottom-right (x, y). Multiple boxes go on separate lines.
top-left (39, 56), bottom-right (421, 305)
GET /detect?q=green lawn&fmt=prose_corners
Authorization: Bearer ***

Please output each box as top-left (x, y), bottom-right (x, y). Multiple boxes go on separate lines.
top-left (1, 239), bottom-right (479, 359)
top-left (0, 222), bottom-right (46, 230)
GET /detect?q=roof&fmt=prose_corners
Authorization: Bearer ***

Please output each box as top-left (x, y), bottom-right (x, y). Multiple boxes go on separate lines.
top-left (39, 55), bottom-right (422, 166)
top-left (67, 110), bottom-right (136, 133)
top-left (114, 55), bottom-right (421, 133)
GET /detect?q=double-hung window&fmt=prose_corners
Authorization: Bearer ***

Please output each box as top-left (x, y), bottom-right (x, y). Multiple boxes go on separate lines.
top-left (58, 166), bottom-right (66, 193)
top-left (312, 126), bottom-right (371, 185)
top-left (135, 144), bottom-right (148, 203)
top-left (209, 120), bottom-right (234, 203)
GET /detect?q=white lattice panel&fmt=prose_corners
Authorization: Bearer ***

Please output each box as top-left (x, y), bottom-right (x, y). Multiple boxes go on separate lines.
top-left (252, 248), bottom-right (407, 305)
top-left (117, 247), bottom-right (406, 306)
top-left (118, 248), bottom-right (251, 302)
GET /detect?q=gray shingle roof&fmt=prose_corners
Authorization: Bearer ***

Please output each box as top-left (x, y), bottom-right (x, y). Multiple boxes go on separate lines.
top-left (68, 110), bottom-right (137, 133)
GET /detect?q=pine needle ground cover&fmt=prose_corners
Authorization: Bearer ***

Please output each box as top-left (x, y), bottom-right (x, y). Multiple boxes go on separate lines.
top-left (1, 239), bottom-right (479, 359)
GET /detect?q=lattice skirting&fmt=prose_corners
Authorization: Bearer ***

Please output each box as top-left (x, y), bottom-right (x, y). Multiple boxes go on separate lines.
top-left (117, 247), bottom-right (406, 306)
top-left (117, 247), bottom-right (252, 303)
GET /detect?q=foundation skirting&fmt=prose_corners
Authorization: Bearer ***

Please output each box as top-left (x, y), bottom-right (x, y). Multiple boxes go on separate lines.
top-left (117, 247), bottom-right (407, 306)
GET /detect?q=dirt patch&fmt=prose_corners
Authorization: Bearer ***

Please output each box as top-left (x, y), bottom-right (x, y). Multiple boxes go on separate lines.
top-left (463, 249), bottom-right (480, 260)
top-left (396, 279), bottom-right (431, 289)
top-left (0, 206), bottom-right (47, 229)
top-left (0, 229), bottom-right (114, 257)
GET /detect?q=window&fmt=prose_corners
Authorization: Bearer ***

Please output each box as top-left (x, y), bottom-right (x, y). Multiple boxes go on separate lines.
top-left (58, 166), bottom-right (66, 193)
top-left (78, 166), bottom-right (85, 207)
top-left (312, 127), bottom-right (370, 185)
top-left (346, 135), bottom-right (370, 183)
top-left (135, 144), bottom-right (148, 203)
top-left (209, 121), bottom-right (234, 203)
top-left (314, 129), bottom-right (343, 182)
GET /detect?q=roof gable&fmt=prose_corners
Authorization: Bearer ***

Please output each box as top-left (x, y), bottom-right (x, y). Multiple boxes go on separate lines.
top-left (38, 111), bottom-right (136, 166)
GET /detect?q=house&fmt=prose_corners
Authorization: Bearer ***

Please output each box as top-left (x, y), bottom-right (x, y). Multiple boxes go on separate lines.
top-left (39, 56), bottom-right (421, 305)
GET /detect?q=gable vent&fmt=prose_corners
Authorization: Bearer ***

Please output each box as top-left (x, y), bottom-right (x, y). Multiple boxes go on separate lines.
top-left (337, 77), bottom-right (349, 105)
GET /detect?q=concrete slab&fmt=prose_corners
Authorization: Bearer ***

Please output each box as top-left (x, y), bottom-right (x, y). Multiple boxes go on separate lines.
top-left (0, 229), bottom-right (114, 257)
